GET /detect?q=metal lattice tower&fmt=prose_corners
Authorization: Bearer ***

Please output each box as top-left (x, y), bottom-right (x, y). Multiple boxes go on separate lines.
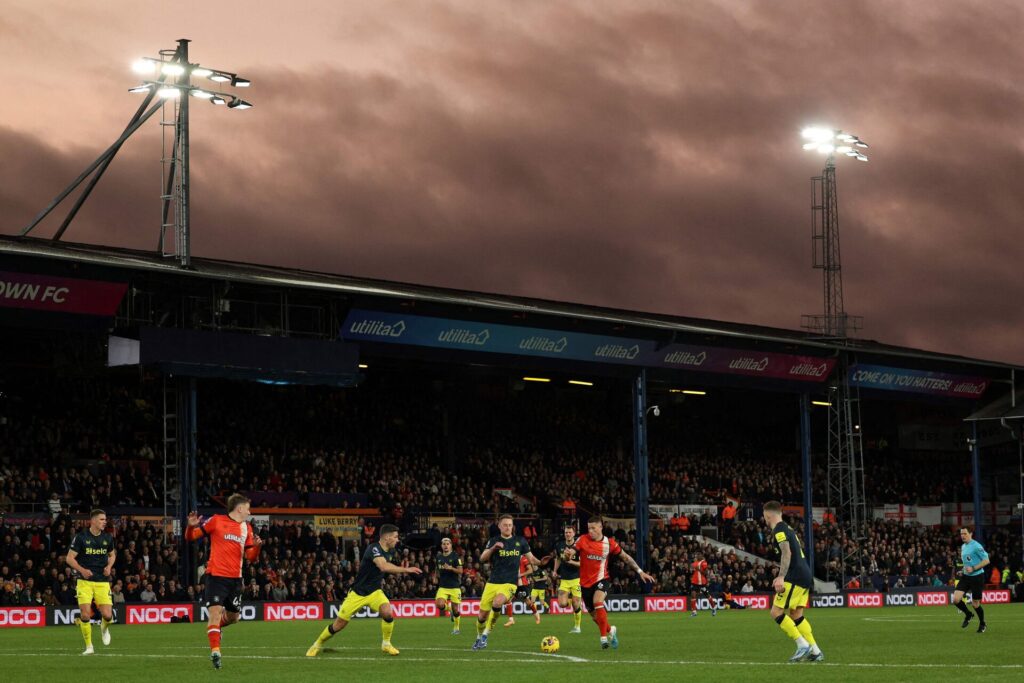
top-left (799, 127), bottom-right (869, 585)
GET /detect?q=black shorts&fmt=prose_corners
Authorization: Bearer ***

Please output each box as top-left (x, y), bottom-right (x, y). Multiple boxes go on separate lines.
top-left (203, 575), bottom-right (243, 613)
top-left (581, 580), bottom-right (610, 613)
top-left (690, 584), bottom-right (710, 596)
top-left (514, 585), bottom-right (531, 600)
top-left (955, 574), bottom-right (986, 600)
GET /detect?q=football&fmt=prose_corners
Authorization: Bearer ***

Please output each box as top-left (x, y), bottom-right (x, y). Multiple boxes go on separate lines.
top-left (541, 636), bottom-right (560, 653)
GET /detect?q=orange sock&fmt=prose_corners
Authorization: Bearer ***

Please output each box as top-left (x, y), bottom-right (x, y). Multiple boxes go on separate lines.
top-left (207, 625), bottom-right (222, 652)
top-left (592, 604), bottom-right (610, 636)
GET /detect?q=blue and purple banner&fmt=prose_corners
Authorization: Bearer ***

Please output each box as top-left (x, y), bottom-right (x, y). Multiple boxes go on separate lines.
top-left (848, 364), bottom-right (989, 399)
top-left (342, 309), bottom-right (835, 381)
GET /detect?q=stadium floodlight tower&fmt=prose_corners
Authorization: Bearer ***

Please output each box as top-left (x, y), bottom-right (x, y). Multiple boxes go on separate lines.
top-left (19, 39), bottom-right (252, 271)
top-left (799, 126), bottom-right (869, 586)
top-left (130, 39), bottom-right (253, 269)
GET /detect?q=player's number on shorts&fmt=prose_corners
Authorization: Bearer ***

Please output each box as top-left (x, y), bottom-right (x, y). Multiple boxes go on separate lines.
top-left (232, 594), bottom-right (242, 611)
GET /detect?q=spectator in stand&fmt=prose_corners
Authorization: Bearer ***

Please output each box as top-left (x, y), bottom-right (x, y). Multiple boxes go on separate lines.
top-left (139, 583), bottom-right (156, 603)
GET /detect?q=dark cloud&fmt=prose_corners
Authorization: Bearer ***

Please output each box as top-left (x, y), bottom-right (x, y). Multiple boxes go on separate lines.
top-left (2, 1), bottom-right (1022, 363)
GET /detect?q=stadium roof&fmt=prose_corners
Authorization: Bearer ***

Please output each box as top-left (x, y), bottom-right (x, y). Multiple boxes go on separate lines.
top-left (964, 389), bottom-right (1024, 422)
top-left (1, 234), bottom-right (1021, 375)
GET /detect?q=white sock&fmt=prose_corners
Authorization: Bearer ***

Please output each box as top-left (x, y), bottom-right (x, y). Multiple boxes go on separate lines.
top-left (796, 637), bottom-right (809, 648)
top-left (810, 644), bottom-right (821, 655)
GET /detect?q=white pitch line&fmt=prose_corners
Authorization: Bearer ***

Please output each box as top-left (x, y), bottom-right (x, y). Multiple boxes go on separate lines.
top-left (0, 652), bottom-right (1020, 669)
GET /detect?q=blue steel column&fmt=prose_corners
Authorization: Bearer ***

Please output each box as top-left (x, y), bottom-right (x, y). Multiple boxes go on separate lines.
top-left (632, 369), bottom-right (650, 572)
top-left (800, 394), bottom-right (815, 577)
top-left (971, 421), bottom-right (983, 543)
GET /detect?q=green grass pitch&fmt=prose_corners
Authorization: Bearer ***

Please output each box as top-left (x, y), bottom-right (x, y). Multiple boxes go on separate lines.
top-left (1, 606), bottom-right (1022, 682)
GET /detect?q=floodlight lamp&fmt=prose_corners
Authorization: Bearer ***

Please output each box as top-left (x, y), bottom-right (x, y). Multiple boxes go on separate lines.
top-left (157, 86), bottom-right (181, 98)
top-left (801, 127), bottom-right (834, 142)
top-left (132, 59), bottom-right (156, 74)
top-left (231, 76), bottom-right (251, 87)
top-left (836, 145), bottom-right (853, 154)
top-left (191, 67), bottom-right (213, 78)
top-left (191, 90), bottom-right (214, 99)
top-left (854, 141), bottom-right (869, 148)
top-left (856, 154), bottom-right (868, 161)
top-left (227, 98), bottom-right (252, 110)
top-left (844, 151), bottom-right (859, 157)
top-left (161, 63), bottom-right (186, 76)
top-left (210, 96), bottom-right (227, 105)
top-left (128, 84), bottom-right (152, 94)
top-left (817, 143), bottom-right (835, 154)
top-left (836, 133), bottom-right (854, 142)
top-left (208, 72), bottom-right (231, 83)
top-left (802, 142), bottom-right (818, 150)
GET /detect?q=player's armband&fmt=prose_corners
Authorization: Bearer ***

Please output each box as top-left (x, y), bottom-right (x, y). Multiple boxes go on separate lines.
top-left (774, 531), bottom-right (788, 543)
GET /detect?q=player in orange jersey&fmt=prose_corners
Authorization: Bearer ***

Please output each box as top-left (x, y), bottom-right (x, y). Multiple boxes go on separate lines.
top-left (185, 493), bottom-right (262, 670)
top-left (574, 516), bottom-right (655, 649)
top-left (689, 552), bottom-right (715, 617)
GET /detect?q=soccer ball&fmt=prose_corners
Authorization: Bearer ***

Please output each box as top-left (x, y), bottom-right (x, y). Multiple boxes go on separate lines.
top-left (541, 636), bottom-right (560, 654)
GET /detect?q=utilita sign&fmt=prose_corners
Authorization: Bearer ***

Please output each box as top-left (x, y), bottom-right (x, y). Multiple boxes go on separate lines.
top-left (0, 271), bottom-right (127, 316)
top-left (342, 309), bottom-right (835, 381)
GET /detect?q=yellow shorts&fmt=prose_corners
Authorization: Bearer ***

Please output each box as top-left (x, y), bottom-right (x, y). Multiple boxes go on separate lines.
top-left (530, 589), bottom-right (547, 603)
top-left (76, 579), bottom-right (112, 607)
top-left (558, 578), bottom-right (582, 598)
top-left (435, 587), bottom-right (462, 603)
top-left (773, 582), bottom-right (810, 610)
top-left (479, 582), bottom-right (517, 612)
top-left (338, 589), bottom-right (390, 621)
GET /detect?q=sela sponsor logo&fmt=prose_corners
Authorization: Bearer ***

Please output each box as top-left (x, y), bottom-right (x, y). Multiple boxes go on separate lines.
top-left (728, 356), bottom-right (770, 372)
top-left (811, 594), bottom-right (846, 608)
top-left (438, 328), bottom-right (490, 346)
top-left (348, 319), bottom-right (406, 338)
top-left (644, 596), bottom-right (688, 613)
top-left (663, 350), bottom-right (707, 367)
top-left (885, 593), bottom-right (915, 606)
top-left (52, 607), bottom-right (121, 626)
top-left (265, 603), bottom-right (322, 621)
top-left (847, 593), bottom-right (883, 608)
top-left (0, 606), bottom-right (45, 628)
top-left (916, 592), bottom-right (949, 607)
top-left (982, 589), bottom-right (1011, 604)
top-left (730, 594), bottom-right (770, 609)
top-left (789, 361), bottom-right (831, 378)
top-left (126, 604), bottom-right (193, 624)
top-left (518, 336), bottom-right (568, 353)
top-left (200, 605), bottom-right (257, 622)
top-left (593, 344), bottom-right (640, 361)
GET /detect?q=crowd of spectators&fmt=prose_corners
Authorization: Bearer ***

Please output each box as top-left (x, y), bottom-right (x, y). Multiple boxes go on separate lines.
top-left (2, 374), bottom-right (1021, 606)
top-left (0, 375), bottom-right (991, 522)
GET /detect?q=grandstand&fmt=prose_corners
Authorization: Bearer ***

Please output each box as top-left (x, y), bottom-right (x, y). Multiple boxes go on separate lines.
top-left (1, 233), bottom-right (1022, 614)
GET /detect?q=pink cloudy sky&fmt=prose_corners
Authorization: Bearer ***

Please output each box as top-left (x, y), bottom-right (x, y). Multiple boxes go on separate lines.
top-left (1, 1), bottom-right (1021, 363)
